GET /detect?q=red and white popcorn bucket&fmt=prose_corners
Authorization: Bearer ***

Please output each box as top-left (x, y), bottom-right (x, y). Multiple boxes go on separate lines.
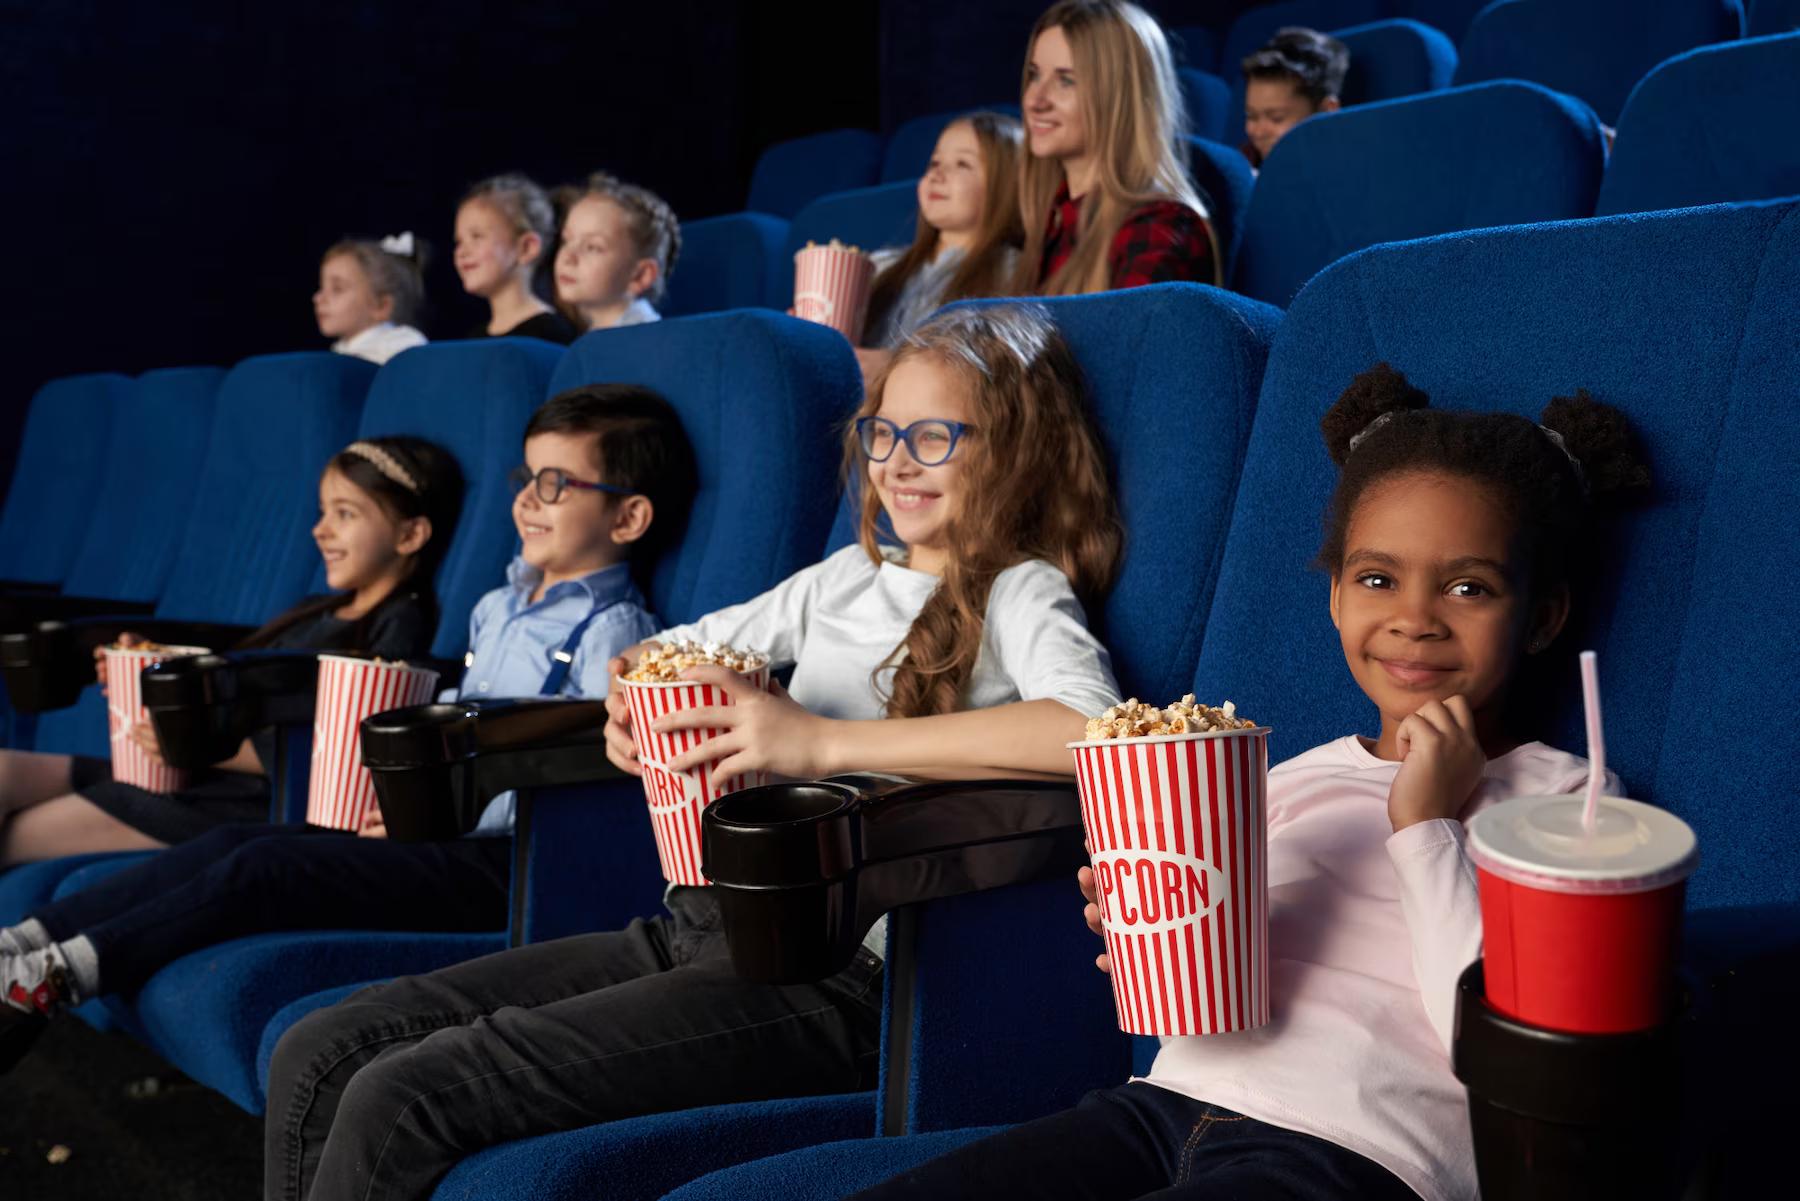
top-left (104, 644), bottom-right (211, 793)
top-left (624, 665), bottom-right (772, 886)
top-left (1070, 726), bottom-right (1272, 1036)
top-left (307, 654), bottom-right (441, 831)
top-left (793, 243), bottom-right (876, 342)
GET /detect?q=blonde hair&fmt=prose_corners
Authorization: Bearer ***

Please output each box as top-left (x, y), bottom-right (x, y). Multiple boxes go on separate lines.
top-left (845, 303), bottom-right (1123, 718)
top-left (1011, 0), bottom-right (1219, 294)
top-left (866, 112), bottom-right (1027, 334)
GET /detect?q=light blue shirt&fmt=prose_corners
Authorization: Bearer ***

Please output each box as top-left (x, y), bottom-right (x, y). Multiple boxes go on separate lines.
top-left (456, 557), bottom-right (660, 835)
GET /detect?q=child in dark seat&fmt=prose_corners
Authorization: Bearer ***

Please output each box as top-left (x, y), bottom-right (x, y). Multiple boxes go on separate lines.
top-left (1241, 27), bottom-right (1350, 170)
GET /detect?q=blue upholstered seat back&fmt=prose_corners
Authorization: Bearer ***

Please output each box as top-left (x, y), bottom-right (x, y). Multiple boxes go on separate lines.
top-left (1194, 196), bottom-right (1800, 912)
top-left (1390, 0), bottom-right (1490, 44)
top-left (1749, 0), bottom-right (1800, 34)
top-left (1454, 0), bottom-right (1746, 126)
top-left (777, 181), bottom-right (923, 309)
top-left (1185, 136), bottom-right (1255, 283)
top-left (0, 373), bottom-right (132, 585)
top-left (880, 105), bottom-right (1021, 183)
top-left (1336, 18), bottom-right (1459, 106)
top-left (1179, 67), bottom-right (1233, 144)
top-left (548, 312), bottom-right (860, 625)
top-left (748, 129), bottom-right (885, 220)
top-left (664, 213), bottom-right (790, 318)
top-left (155, 352), bottom-right (373, 623)
top-left (61, 366), bottom-right (225, 603)
top-left (305, 339), bottom-right (563, 659)
top-left (1598, 33), bottom-right (1800, 217)
top-left (1232, 80), bottom-right (1605, 306)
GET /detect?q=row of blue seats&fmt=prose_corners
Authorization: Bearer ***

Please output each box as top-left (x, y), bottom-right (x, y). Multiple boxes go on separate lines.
top-left (672, 28), bottom-right (1800, 320)
top-left (748, 0), bottom-right (1800, 222)
top-left (2, 191), bottom-right (1795, 1198)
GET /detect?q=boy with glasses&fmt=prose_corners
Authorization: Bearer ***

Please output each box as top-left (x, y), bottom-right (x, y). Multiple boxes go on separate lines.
top-left (0, 385), bottom-right (695, 1068)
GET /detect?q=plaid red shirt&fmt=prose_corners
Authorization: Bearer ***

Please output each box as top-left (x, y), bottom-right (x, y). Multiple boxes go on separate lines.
top-left (1037, 182), bottom-right (1216, 289)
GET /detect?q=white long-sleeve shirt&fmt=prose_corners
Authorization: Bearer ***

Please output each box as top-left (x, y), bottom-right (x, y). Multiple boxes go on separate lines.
top-left (331, 321), bottom-right (427, 364)
top-left (1143, 736), bottom-right (1613, 1201)
top-left (657, 544), bottom-right (1121, 722)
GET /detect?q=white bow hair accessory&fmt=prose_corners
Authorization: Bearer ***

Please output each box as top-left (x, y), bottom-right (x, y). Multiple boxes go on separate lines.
top-left (380, 231), bottom-right (415, 257)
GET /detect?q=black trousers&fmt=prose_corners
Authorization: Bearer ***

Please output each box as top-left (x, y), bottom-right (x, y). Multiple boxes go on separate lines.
top-left (263, 887), bottom-right (883, 1201)
top-left (848, 1082), bottom-right (1416, 1201)
top-left (32, 823), bottom-right (512, 994)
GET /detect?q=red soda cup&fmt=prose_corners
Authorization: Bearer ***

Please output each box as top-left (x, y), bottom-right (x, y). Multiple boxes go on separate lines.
top-left (1467, 794), bottom-right (1697, 1034)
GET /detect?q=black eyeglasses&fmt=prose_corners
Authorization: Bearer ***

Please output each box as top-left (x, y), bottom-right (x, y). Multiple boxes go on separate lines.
top-left (854, 417), bottom-right (973, 466)
top-left (509, 465), bottom-right (634, 505)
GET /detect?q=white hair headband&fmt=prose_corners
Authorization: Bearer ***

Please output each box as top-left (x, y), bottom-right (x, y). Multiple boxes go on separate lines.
top-left (343, 441), bottom-right (420, 494)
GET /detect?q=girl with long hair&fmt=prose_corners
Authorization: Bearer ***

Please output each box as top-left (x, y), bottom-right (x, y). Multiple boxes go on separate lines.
top-left (858, 112), bottom-right (1025, 377)
top-left (257, 302), bottom-right (1127, 1201)
top-left (1013, 0), bottom-right (1220, 294)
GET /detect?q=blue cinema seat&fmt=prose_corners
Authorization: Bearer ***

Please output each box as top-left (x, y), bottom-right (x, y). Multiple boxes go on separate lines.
top-left (880, 105), bottom-right (1021, 184)
top-left (1335, 18), bottom-right (1458, 106)
top-left (663, 212), bottom-right (790, 317)
top-left (1390, 0), bottom-right (1489, 44)
top-left (748, 129), bottom-right (886, 220)
top-left (98, 313), bottom-right (859, 1114)
top-left (1185, 135), bottom-right (1255, 283)
top-left (1179, 67), bottom-right (1233, 145)
top-left (1232, 80), bottom-right (1604, 307)
top-left (776, 181), bottom-right (922, 309)
top-left (661, 194), bottom-right (1800, 1201)
top-left (421, 282), bottom-right (1281, 1201)
top-left (1596, 32), bottom-right (1800, 217)
top-left (0, 373), bottom-right (132, 590)
top-left (1454, 0), bottom-right (1746, 127)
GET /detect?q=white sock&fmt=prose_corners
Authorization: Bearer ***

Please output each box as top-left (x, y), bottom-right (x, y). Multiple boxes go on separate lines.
top-left (54, 936), bottom-right (100, 1003)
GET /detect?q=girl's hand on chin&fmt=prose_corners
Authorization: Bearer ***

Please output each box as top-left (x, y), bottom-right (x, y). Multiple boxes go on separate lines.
top-left (655, 665), bottom-right (834, 782)
top-left (1387, 695), bottom-right (1486, 832)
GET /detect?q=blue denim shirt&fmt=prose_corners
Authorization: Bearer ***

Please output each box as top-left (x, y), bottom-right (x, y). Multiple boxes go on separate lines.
top-left (455, 557), bottom-right (659, 835)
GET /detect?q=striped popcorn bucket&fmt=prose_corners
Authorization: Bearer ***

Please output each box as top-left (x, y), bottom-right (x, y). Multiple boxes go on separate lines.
top-left (624, 665), bottom-right (772, 886)
top-left (307, 655), bottom-right (441, 831)
top-left (104, 644), bottom-right (211, 793)
top-left (1069, 726), bottom-right (1272, 1036)
top-left (793, 244), bottom-right (875, 342)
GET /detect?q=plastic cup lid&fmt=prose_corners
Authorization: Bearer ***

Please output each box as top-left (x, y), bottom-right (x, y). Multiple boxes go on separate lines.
top-left (1466, 794), bottom-right (1698, 895)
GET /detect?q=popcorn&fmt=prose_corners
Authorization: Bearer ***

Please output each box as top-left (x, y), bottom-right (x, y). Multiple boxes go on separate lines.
top-left (1083, 695), bottom-right (1254, 741)
top-left (799, 237), bottom-right (864, 256)
top-left (623, 640), bottom-right (770, 683)
top-left (111, 639), bottom-right (171, 653)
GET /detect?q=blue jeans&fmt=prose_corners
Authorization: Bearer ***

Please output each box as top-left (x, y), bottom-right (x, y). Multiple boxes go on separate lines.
top-left (850, 1081), bottom-right (1415, 1201)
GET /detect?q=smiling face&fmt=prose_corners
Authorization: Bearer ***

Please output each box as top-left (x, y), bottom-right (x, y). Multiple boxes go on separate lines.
top-left (1022, 25), bottom-right (1089, 163)
top-left (1244, 77), bottom-right (1322, 162)
top-left (454, 199), bottom-right (535, 298)
top-left (313, 253), bottom-right (391, 340)
top-left (513, 430), bottom-right (626, 581)
top-left (554, 195), bottom-right (649, 327)
top-left (313, 467), bottom-right (411, 593)
top-left (1330, 471), bottom-right (1559, 737)
top-left (868, 355), bottom-right (973, 575)
top-left (918, 121), bottom-right (987, 238)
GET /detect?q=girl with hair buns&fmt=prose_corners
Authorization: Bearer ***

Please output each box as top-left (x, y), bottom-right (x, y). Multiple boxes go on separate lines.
top-left (314, 236), bottom-right (431, 363)
top-left (846, 365), bottom-right (1653, 1201)
top-left (254, 303), bottom-right (1127, 1201)
top-left (1013, 0), bottom-right (1219, 294)
top-left (0, 437), bottom-right (462, 863)
top-left (858, 111), bottom-right (1026, 378)
top-left (455, 173), bottom-right (579, 344)
top-left (554, 171), bottom-right (681, 333)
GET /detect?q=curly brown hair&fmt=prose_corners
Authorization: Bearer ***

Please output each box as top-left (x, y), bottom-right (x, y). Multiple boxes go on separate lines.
top-left (846, 302), bottom-right (1123, 718)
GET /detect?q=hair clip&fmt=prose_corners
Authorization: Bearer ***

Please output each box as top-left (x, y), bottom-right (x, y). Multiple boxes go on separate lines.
top-left (1345, 411), bottom-right (1397, 456)
top-left (344, 441), bottom-right (421, 494)
top-left (379, 231), bottom-right (415, 257)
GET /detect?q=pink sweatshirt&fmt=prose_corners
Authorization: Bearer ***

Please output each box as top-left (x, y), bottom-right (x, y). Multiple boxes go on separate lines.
top-left (1142, 736), bottom-right (1609, 1201)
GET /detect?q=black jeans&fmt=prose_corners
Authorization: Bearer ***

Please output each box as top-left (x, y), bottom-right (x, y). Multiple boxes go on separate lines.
top-left (849, 1082), bottom-right (1416, 1201)
top-left (264, 886), bottom-right (883, 1201)
top-left (32, 823), bottom-right (512, 994)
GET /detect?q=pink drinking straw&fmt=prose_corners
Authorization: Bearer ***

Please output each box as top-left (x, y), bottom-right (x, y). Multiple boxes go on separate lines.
top-left (1579, 649), bottom-right (1605, 834)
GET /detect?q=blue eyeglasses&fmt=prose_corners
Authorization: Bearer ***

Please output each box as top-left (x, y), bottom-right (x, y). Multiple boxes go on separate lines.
top-left (855, 417), bottom-right (973, 466)
top-left (509, 465), bottom-right (634, 504)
